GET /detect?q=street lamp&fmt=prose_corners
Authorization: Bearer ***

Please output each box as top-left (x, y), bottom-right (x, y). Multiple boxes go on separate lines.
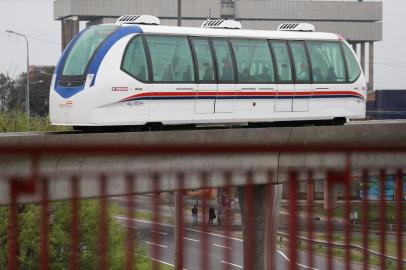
top-left (6, 30), bottom-right (30, 128)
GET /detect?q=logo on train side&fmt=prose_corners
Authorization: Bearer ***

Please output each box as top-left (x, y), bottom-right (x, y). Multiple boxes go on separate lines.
top-left (59, 100), bottom-right (73, 107)
top-left (112, 87), bottom-right (128, 92)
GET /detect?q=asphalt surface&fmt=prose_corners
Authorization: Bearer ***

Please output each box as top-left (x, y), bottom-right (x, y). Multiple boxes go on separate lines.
top-left (115, 216), bottom-right (367, 270)
top-left (113, 195), bottom-right (367, 270)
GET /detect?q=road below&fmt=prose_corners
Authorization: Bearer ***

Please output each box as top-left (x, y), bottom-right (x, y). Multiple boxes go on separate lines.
top-left (115, 215), bottom-right (366, 270)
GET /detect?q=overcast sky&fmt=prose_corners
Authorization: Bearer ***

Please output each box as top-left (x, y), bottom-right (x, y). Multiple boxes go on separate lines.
top-left (0, 0), bottom-right (405, 90)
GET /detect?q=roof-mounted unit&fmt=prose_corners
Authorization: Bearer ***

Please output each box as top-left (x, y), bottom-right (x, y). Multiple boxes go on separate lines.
top-left (201, 19), bottom-right (242, 29)
top-left (277, 23), bottom-right (315, 32)
top-left (116, 15), bottom-right (160, 25)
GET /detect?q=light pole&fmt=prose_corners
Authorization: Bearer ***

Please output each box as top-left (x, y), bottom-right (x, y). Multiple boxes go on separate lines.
top-left (6, 30), bottom-right (30, 128)
top-left (177, 0), bottom-right (181, 26)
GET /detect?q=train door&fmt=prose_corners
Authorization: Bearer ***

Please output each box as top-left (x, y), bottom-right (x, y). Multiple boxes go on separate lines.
top-left (212, 38), bottom-right (236, 113)
top-left (289, 41), bottom-right (312, 112)
top-left (306, 41), bottom-right (348, 113)
top-left (190, 37), bottom-right (217, 114)
top-left (145, 35), bottom-right (197, 120)
top-left (270, 41), bottom-right (294, 112)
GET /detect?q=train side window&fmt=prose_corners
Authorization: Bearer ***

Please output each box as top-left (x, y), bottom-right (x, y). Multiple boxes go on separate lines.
top-left (145, 35), bottom-right (195, 83)
top-left (289, 41), bottom-right (311, 83)
top-left (212, 39), bottom-right (236, 83)
top-left (231, 39), bottom-right (275, 83)
top-left (190, 38), bottom-right (216, 83)
top-left (270, 41), bottom-right (293, 83)
top-left (121, 35), bottom-right (149, 82)
top-left (341, 43), bottom-right (361, 83)
top-left (307, 41), bottom-right (346, 83)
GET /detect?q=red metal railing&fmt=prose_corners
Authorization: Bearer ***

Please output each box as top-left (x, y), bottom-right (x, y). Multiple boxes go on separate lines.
top-left (0, 144), bottom-right (405, 270)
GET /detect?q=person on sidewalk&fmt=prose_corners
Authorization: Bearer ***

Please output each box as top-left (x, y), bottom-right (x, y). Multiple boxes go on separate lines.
top-left (209, 207), bottom-right (216, 225)
top-left (192, 205), bottom-right (198, 225)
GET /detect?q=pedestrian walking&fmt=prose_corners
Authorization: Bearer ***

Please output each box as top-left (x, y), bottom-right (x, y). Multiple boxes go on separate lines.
top-left (192, 205), bottom-right (198, 225)
top-left (209, 207), bottom-right (216, 225)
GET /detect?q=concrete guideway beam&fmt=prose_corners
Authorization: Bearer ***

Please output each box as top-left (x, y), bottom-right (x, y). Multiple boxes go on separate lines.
top-left (1, 121), bottom-right (406, 204)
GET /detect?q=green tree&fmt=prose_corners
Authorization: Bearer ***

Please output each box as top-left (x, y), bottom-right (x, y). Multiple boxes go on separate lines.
top-left (0, 73), bottom-right (15, 112)
top-left (28, 66), bottom-right (54, 118)
top-left (0, 200), bottom-right (153, 269)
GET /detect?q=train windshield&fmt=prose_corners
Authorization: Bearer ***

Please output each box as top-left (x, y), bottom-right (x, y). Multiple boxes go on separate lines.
top-left (62, 25), bottom-right (118, 76)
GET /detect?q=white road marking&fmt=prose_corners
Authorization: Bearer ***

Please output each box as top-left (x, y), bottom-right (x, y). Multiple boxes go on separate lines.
top-left (115, 216), bottom-right (243, 242)
top-left (220, 261), bottom-right (243, 268)
top-left (213, 243), bottom-right (232, 249)
top-left (151, 230), bottom-right (168, 235)
top-left (277, 250), bottom-right (319, 270)
top-left (183, 237), bottom-right (199, 242)
top-left (117, 216), bottom-right (318, 270)
top-left (144, 241), bottom-right (167, 248)
top-left (122, 224), bottom-right (137, 229)
top-left (185, 227), bottom-right (243, 242)
top-left (137, 253), bottom-right (188, 270)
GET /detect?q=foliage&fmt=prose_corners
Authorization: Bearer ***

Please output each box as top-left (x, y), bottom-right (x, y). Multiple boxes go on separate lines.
top-left (0, 111), bottom-right (69, 132)
top-left (0, 200), bottom-right (159, 269)
top-left (0, 73), bottom-right (15, 112)
top-left (0, 67), bottom-right (53, 118)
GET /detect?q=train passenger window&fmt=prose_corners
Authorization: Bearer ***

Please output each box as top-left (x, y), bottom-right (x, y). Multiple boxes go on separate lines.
top-left (270, 41), bottom-right (293, 82)
top-left (190, 38), bottom-right (216, 83)
top-left (289, 41), bottom-right (311, 83)
top-left (231, 39), bottom-right (275, 83)
top-left (121, 36), bottom-right (149, 81)
top-left (212, 39), bottom-right (235, 83)
top-left (341, 43), bottom-right (361, 83)
top-left (307, 41), bottom-right (346, 83)
top-left (145, 35), bottom-right (195, 83)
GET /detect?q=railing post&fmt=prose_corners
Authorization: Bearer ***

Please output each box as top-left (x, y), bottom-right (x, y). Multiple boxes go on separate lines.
top-left (174, 173), bottom-right (185, 270)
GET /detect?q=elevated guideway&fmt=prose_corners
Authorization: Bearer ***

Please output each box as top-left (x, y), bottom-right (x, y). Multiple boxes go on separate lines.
top-left (1, 120), bottom-right (405, 270)
top-left (0, 120), bottom-right (406, 203)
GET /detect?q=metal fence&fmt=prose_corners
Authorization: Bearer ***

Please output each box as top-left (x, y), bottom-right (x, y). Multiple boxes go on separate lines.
top-left (0, 144), bottom-right (405, 270)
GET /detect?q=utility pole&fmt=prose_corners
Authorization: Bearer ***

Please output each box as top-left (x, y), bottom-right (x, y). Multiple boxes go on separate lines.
top-left (177, 0), bottom-right (181, 26)
top-left (6, 30), bottom-right (30, 129)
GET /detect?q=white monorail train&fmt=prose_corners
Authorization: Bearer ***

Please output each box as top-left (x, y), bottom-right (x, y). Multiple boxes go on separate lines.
top-left (49, 15), bottom-right (366, 130)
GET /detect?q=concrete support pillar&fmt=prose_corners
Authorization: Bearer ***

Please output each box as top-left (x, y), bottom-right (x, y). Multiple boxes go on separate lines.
top-left (61, 17), bottom-right (79, 51)
top-left (177, 0), bottom-right (182, 26)
top-left (360, 43), bottom-right (366, 74)
top-left (307, 180), bottom-right (315, 202)
top-left (395, 176), bottom-right (405, 201)
top-left (324, 179), bottom-right (337, 210)
top-left (238, 184), bottom-right (283, 270)
top-left (368, 42), bottom-right (374, 91)
top-left (352, 43), bottom-right (357, 52)
top-left (174, 190), bottom-right (184, 270)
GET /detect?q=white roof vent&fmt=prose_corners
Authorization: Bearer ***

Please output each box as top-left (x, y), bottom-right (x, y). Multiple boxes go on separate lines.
top-left (277, 23), bottom-right (315, 32)
top-left (116, 15), bottom-right (160, 25)
top-left (201, 19), bottom-right (242, 29)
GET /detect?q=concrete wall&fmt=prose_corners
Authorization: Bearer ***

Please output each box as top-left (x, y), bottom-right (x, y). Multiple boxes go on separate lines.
top-left (240, 20), bottom-right (382, 41)
top-left (235, 1), bottom-right (382, 22)
top-left (236, 1), bottom-right (383, 41)
top-left (54, 0), bottom-right (220, 20)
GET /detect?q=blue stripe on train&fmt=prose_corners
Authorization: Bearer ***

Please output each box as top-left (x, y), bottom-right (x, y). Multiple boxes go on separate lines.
top-left (54, 26), bottom-right (142, 99)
